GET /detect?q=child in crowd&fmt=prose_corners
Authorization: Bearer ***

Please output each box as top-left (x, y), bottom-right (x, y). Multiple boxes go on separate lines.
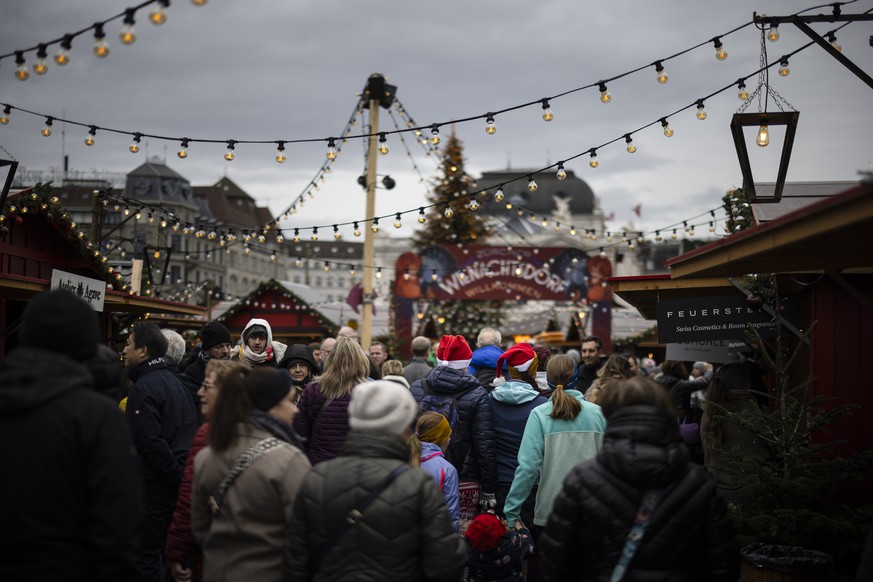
top-left (415, 412), bottom-right (460, 531)
top-left (465, 511), bottom-right (534, 581)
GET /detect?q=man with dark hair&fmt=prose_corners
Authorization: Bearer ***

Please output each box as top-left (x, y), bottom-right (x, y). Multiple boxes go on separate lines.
top-left (124, 322), bottom-right (198, 582)
top-left (368, 341), bottom-right (391, 367)
top-left (578, 335), bottom-right (607, 392)
top-left (0, 290), bottom-right (142, 581)
top-left (403, 335), bottom-right (433, 385)
top-left (183, 321), bottom-right (233, 385)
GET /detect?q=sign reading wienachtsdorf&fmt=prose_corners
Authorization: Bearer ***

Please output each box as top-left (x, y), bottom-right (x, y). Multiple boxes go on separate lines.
top-left (657, 296), bottom-right (776, 343)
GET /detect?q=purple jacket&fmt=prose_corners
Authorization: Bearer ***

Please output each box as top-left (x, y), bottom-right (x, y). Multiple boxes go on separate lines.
top-left (292, 381), bottom-right (353, 465)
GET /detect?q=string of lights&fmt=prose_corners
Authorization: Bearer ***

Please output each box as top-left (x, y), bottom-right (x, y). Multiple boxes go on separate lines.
top-left (1, 0), bottom-right (207, 78)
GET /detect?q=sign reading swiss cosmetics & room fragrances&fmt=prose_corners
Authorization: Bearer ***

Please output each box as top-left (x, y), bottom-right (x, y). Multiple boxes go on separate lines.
top-left (657, 296), bottom-right (776, 343)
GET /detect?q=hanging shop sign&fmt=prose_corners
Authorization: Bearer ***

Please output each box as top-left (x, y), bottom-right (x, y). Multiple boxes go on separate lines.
top-left (50, 269), bottom-right (106, 312)
top-left (657, 296), bottom-right (777, 343)
top-left (394, 245), bottom-right (612, 302)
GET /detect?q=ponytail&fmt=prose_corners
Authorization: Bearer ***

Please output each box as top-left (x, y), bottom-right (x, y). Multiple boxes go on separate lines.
top-left (547, 355), bottom-right (582, 420)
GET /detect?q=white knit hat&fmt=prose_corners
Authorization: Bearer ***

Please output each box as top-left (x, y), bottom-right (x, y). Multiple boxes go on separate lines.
top-left (348, 380), bottom-right (418, 435)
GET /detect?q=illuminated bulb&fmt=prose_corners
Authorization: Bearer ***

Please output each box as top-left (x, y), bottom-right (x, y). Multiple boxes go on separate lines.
top-left (394, 213), bottom-right (403, 228)
top-left (353, 222), bottom-right (361, 237)
top-left (589, 151), bottom-right (599, 168)
top-left (93, 24), bottom-right (110, 57)
top-left (191, 0), bottom-right (208, 5)
top-left (129, 133), bottom-right (142, 153)
top-left (756, 124), bottom-right (770, 147)
top-left (276, 234), bottom-right (284, 244)
top-left (671, 229), bottom-right (678, 240)
top-left (485, 115), bottom-right (496, 135)
top-left (430, 126), bottom-right (440, 145)
top-left (224, 141), bottom-right (235, 161)
top-left (541, 217), bottom-right (548, 227)
top-left (375, 268), bottom-right (383, 279)
top-left (767, 24), bottom-right (780, 42)
top-left (661, 119), bottom-right (673, 137)
top-left (244, 244), bottom-right (252, 255)
top-left (275, 141), bottom-right (286, 163)
top-left (119, 10), bottom-right (137, 44)
top-left (494, 188), bottom-right (504, 202)
top-left (54, 36), bottom-right (73, 65)
top-left (150, 1), bottom-right (168, 25)
top-left (326, 138), bottom-right (337, 160)
top-left (625, 135), bottom-right (637, 153)
top-left (14, 52), bottom-right (29, 81)
top-left (527, 177), bottom-right (537, 192)
top-left (556, 163), bottom-right (567, 180)
top-left (468, 198), bottom-right (479, 211)
top-left (160, 218), bottom-right (167, 228)
top-left (378, 133), bottom-right (389, 155)
top-left (598, 82), bottom-right (611, 103)
top-left (323, 262), bottom-right (330, 272)
top-left (738, 81), bottom-right (749, 101)
top-left (827, 32), bottom-right (841, 52)
top-left (33, 45), bottom-right (48, 75)
top-left (135, 208), bottom-right (142, 220)
top-left (569, 226), bottom-right (577, 236)
top-left (431, 270), bottom-right (438, 282)
top-left (444, 205), bottom-right (453, 219)
top-left (257, 234), bottom-right (266, 243)
top-left (1, 106), bottom-right (11, 125)
top-left (177, 139), bottom-right (189, 158)
top-left (311, 228), bottom-right (319, 241)
top-left (655, 62), bottom-right (668, 84)
top-left (696, 101), bottom-right (707, 120)
top-left (778, 57), bottom-right (790, 77)
top-left (349, 266), bottom-right (357, 277)
top-left (41, 117), bottom-right (53, 137)
top-left (713, 38), bottom-right (728, 61)
top-left (418, 209), bottom-right (426, 223)
top-left (84, 126), bottom-right (97, 146)
top-left (403, 270), bottom-right (410, 281)
top-left (333, 226), bottom-right (341, 239)
top-left (371, 219), bottom-right (379, 233)
top-left (541, 100), bottom-right (553, 122)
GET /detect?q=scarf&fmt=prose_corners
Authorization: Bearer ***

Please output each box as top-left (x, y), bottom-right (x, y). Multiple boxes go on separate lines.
top-left (548, 366), bottom-right (580, 392)
top-left (250, 408), bottom-right (305, 451)
top-left (242, 344), bottom-right (274, 367)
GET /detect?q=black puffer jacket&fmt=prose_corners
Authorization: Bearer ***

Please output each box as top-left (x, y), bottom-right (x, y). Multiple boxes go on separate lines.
top-left (540, 405), bottom-right (739, 582)
top-left (410, 366), bottom-right (497, 493)
top-left (284, 430), bottom-right (466, 581)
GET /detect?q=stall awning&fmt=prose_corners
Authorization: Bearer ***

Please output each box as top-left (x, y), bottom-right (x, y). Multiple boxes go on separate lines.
top-left (608, 274), bottom-right (737, 320)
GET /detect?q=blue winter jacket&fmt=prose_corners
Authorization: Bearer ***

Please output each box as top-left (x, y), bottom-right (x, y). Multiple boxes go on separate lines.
top-left (410, 366), bottom-right (497, 494)
top-left (489, 381), bottom-right (548, 485)
top-left (420, 441), bottom-right (460, 532)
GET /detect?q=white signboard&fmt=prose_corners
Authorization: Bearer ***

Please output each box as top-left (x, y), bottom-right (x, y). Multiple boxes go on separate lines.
top-left (50, 269), bottom-right (106, 312)
top-left (666, 340), bottom-right (731, 363)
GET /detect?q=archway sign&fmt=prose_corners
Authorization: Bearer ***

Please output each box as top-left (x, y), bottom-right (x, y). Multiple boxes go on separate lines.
top-left (394, 245), bottom-right (612, 357)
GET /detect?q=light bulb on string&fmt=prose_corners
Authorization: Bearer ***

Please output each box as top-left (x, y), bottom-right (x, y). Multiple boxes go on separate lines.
top-left (654, 61), bottom-right (668, 84)
top-left (333, 225), bottom-right (341, 239)
top-left (84, 126), bottom-right (97, 146)
top-left (325, 138), bottom-right (337, 160)
top-left (756, 124), bottom-right (770, 147)
top-left (376, 268), bottom-right (383, 279)
top-left (484, 114), bottom-right (496, 135)
top-left (713, 37), bottom-right (728, 61)
top-left (135, 208), bottom-right (142, 220)
top-left (93, 23), bottom-right (110, 57)
top-left (33, 45), bottom-right (48, 75)
top-left (556, 163), bottom-right (567, 180)
top-left (119, 9), bottom-right (136, 44)
top-left (349, 265), bottom-right (357, 277)
top-left (371, 218), bottom-right (380, 233)
top-left (660, 118), bottom-right (674, 137)
top-left (275, 233), bottom-right (284, 244)
top-left (394, 213), bottom-right (403, 228)
top-left (494, 187), bottom-right (504, 202)
top-left (323, 262), bottom-right (330, 272)
top-left (129, 133), bottom-right (142, 153)
top-left (41, 117), bottom-right (54, 137)
top-left (431, 270), bottom-right (438, 282)
top-left (54, 35), bottom-right (73, 65)
top-left (468, 198), bottom-right (480, 211)
top-left (589, 150), bottom-right (599, 168)
top-left (418, 208), bottom-right (426, 223)
top-left (292, 228), bottom-right (300, 243)
top-left (598, 82), bottom-right (611, 103)
top-left (654, 231), bottom-right (662, 242)
top-left (275, 141), bottom-right (286, 163)
top-left (378, 133), bottom-right (389, 155)
top-left (1, 105), bottom-right (11, 126)
top-left (430, 125), bottom-right (441, 145)
top-left (569, 226), bottom-right (577, 236)
top-left (625, 134), bottom-right (637, 153)
top-left (150, 0), bottom-right (169, 25)
top-left (444, 205), bottom-right (454, 219)
top-left (310, 227), bottom-right (319, 241)
top-left (767, 24), bottom-right (780, 42)
top-left (826, 32), bottom-right (841, 52)
top-left (353, 222), bottom-right (361, 237)
top-left (737, 80), bottom-right (749, 101)
top-left (695, 100), bottom-right (707, 120)
top-left (177, 138), bottom-right (189, 158)
top-left (14, 52), bottom-right (29, 81)
top-left (224, 141), bottom-right (236, 161)
top-left (778, 57), bottom-right (790, 77)
top-left (541, 99), bottom-right (553, 122)
top-left (671, 229), bottom-right (678, 240)
top-left (527, 176), bottom-right (537, 192)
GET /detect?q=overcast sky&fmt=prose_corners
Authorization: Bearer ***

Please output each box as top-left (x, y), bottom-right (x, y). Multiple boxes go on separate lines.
top-left (2, 0), bottom-right (871, 242)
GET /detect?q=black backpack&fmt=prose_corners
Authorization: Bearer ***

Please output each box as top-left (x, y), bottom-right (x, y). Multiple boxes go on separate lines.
top-left (418, 378), bottom-right (479, 468)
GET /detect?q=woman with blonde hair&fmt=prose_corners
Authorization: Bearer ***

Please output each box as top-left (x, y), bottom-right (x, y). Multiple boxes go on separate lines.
top-left (584, 353), bottom-right (633, 404)
top-left (293, 337), bottom-right (370, 464)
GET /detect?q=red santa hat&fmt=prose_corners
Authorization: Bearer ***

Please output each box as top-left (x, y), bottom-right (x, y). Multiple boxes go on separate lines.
top-left (436, 335), bottom-right (473, 369)
top-left (496, 343), bottom-right (538, 379)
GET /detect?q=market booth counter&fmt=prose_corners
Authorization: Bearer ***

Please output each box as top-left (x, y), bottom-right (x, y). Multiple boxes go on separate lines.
top-left (0, 187), bottom-right (205, 358)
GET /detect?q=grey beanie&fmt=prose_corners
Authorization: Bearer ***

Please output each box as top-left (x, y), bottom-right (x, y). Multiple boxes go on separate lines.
top-left (348, 380), bottom-right (417, 435)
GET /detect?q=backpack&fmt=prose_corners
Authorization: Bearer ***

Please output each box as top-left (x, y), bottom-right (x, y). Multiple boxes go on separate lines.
top-left (418, 378), bottom-right (479, 468)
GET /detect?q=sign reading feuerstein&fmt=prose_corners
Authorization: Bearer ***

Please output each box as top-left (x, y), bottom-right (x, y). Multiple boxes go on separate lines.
top-left (656, 296), bottom-right (776, 343)
top-left (50, 269), bottom-right (106, 312)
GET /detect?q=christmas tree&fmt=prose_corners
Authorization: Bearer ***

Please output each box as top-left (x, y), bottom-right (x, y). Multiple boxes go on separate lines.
top-left (412, 128), bottom-right (502, 341)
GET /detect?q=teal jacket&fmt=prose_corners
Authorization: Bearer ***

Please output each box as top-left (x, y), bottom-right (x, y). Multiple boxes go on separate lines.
top-left (503, 390), bottom-right (606, 527)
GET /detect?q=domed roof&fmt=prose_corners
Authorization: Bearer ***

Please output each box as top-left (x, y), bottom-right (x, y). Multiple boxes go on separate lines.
top-left (476, 169), bottom-right (596, 216)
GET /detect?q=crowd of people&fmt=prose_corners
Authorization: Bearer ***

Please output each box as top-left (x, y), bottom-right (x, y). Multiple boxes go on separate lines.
top-left (9, 288), bottom-right (829, 581)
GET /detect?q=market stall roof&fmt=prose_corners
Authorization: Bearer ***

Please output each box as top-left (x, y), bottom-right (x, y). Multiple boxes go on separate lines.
top-left (608, 274), bottom-right (737, 320)
top-left (665, 181), bottom-right (873, 280)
